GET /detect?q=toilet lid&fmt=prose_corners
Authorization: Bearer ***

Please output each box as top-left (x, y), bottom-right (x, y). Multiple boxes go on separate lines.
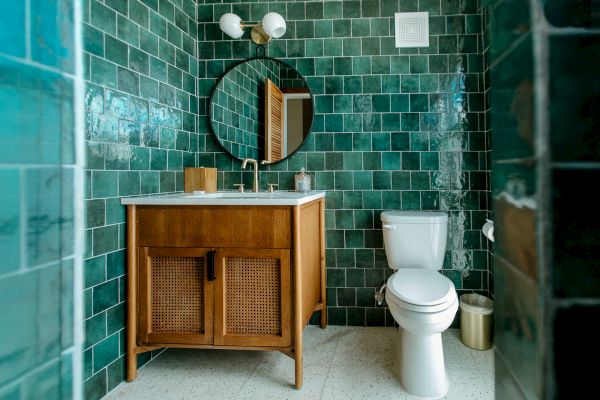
top-left (387, 269), bottom-right (455, 306)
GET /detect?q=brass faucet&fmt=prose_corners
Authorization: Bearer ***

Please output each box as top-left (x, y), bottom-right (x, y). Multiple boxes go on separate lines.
top-left (241, 158), bottom-right (259, 192)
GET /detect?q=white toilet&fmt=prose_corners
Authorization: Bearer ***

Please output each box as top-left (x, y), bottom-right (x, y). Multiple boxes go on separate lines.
top-left (381, 211), bottom-right (458, 399)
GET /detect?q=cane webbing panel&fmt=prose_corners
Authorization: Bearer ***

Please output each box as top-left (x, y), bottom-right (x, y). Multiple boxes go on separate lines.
top-left (151, 256), bottom-right (204, 334)
top-left (225, 257), bottom-right (281, 336)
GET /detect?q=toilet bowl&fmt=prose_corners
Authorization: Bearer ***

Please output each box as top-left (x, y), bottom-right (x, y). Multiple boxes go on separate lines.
top-left (386, 269), bottom-right (458, 399)
top-left (381, 211), bottom-right (458, 399)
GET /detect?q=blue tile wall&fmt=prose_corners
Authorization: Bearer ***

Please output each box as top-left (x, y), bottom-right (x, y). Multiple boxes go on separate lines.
top-left (0, 0), bottom-right (80, 398)
top-left (197, 0), bottom-right (490, 327)
top-left (82, 0), bottom-right (198, 398)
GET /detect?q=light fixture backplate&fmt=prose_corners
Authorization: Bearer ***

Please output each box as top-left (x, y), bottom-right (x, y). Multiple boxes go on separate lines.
top-left (250, 25), bottom-right (271, 45)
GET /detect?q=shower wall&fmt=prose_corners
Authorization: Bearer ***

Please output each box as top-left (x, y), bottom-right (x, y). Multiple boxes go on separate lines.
top-left (488, 0), bottom-right (600, 397)
top-left (0, 0), bottom-right (83, 398)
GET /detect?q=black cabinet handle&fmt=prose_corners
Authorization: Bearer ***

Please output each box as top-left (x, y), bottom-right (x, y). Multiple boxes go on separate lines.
top-left (207, 250), bottom-right (216, 281)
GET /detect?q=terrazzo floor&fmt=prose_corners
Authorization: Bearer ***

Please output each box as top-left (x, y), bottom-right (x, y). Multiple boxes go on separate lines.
top-left (107, 326), bottom-right (494, 400)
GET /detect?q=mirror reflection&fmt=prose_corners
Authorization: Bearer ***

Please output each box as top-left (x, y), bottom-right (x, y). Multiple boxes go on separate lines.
top-left (209, 58), bottom-right (313, 163)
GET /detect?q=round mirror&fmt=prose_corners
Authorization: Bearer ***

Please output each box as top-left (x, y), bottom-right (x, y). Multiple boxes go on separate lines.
top-left (208, 57), bottom-right (314, 164)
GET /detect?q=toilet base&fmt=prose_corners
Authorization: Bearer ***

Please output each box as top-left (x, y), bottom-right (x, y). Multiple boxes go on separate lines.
top-left (396, 328), bottom-right (449, 399)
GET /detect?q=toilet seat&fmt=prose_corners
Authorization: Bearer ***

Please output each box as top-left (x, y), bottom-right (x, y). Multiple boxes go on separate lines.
top-left (387, 269), bottom-right (456, 313)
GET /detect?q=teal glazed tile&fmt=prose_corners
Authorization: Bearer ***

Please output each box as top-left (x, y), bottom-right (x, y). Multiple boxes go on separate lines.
top-left (353, 132), bottom-right (372, 151)
top-left (107, 356), bottom-right (126, 392)
top-left (86, 199), bottom-right (105, 229)
top-left (410, 55), bottom-right (428, 73)
top-left (392, 171), bottom-right (411, 190)
top-left (324, 1), bottom-right (342, 19)
top-left (105, 36), bottom-right (128, 67)
top-left (353, 171), bottom-right (372, 189)
top-left (549, 34), bottom-right (600, 162)
top-left (371, 18), bottom-right (389, 36)
top-left (489, 0), bottom-right (530, 63)
top-left (361, 38), bottom-right (381, 56)
top-left (363, 191), bottom-right (382, 209)
top-left (140, 171), bottom-right (160, 194)
top-left (373, 171), bottom-right (391, 190)
top-left (0, 265), bottom-right (62, 384)
top-left (93, 225), bottom-right (119, 256)
top-left (382, 75), bottom-right (400, 94)
top-left (402, 191), bottom-right (421, 210)
top-left (343, 191), bottom-right (363, 209)
top-left (92, 279), bottom-right (119, 314)
top-left (343, 1), bottom-right (361, 18)
top-left (91, 0), bottom-right (116, 35)
top-left (84, 369), bottom-right (107, 400)
top-left (422, 190), bottom-right (440, 210)
top-left (382, 191), bottom-right (401, 209)
top-left (21, 356), bottom-right (63, 399)
top-left (0, 169), bottom-right (20, 274)
top-left (352, 19), bottom-right (370, 37)
top-left (0, 0), bottom-right (26, 57)
top-left (400, 75), bottom-right (419, 93)
top-left (105, 197), bottom-right (126, 226)
top-left (490, 35), bottom-right (534, 161)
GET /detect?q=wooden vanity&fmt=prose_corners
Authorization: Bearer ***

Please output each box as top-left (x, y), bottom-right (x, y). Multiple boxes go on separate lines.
top-left (122, 193), bottom-right (326, 389)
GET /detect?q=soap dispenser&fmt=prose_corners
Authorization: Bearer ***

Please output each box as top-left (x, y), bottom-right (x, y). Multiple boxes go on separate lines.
top-left (294, 168), bottom-right (312, 192)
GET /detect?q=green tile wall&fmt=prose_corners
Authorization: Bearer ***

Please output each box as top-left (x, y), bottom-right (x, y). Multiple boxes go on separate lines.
top-left (480, 3), bottom-right (493, 302)
top-left (197, 0), bottom-right (490, 327)
top-left (488, 0), bottom-right (600, 398)
top-left (0, 0), bottom-right (82, 398)
top-left (211, 59), bottom-right (281, 158)
top-left (487, 0), bottom-right (540, 396)
top-left (82, 0), bottom-right (198, 398)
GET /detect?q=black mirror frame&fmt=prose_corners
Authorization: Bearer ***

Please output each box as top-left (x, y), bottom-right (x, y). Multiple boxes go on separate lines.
top-left (207, 56), bottom-right (315, 166)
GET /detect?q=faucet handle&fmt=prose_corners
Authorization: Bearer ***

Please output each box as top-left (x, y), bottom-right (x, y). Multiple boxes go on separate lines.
top-left (233, 183), bottom-right (245, 193)
top-left (267, 183), bottom-right (278, 193)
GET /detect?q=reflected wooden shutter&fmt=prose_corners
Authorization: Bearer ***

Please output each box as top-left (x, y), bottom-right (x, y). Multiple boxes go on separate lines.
top-left (265, 79), bottom-right (284, 162)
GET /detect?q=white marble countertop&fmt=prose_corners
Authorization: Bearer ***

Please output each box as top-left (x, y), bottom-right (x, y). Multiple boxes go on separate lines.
top-left (121, 191), bottom-right (326, 206)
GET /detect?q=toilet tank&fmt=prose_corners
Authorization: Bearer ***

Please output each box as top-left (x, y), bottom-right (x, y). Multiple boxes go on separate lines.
top-left (381, 211), bottom-right (448, 270)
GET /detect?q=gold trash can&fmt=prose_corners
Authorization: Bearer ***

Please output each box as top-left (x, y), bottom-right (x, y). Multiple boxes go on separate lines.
top-left (460, 293), bottom-right (494, 350)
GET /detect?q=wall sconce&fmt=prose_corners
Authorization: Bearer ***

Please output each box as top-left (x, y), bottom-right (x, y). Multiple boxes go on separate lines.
top-left (219, 12), bottom-right (286, 45)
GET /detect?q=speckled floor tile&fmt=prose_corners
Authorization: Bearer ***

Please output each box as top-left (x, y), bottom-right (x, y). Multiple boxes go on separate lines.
top-left (442, 329), bottom-right (479, 371)
top-left (239, 363), bottom-right (330, 400)
top-left (106, 327), bottom-right (494, 400)
top-left (322, 362), bottom-right (407, 400)
top-left (331, 326), bottom-right (397, 367)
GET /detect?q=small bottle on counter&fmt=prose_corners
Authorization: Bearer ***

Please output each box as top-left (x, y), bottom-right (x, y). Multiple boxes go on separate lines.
top-left (294, 168), bottom-right (312, 192)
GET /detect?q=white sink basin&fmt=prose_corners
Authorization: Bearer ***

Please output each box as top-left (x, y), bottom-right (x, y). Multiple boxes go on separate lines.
top-left (188, 191), bottom-right (306, 199)
top-left (121, 191), bottom-right (325, 206)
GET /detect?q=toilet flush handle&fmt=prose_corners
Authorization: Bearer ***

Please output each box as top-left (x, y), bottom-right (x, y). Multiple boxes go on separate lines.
top-left (382, 224), bottom-right (396, 230)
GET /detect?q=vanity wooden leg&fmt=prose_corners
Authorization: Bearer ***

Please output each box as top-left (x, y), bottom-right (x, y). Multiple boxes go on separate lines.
top-left (293, 206), bottom-right (304, 389)
top-left (294, 337), bottom-right (303, 389)
top-left (320, 308), bottom-right (327, 329)
top-left (127, 349), bottom-right (137, 382)
top-left (127, 205), bottom-right (138, 382)
top-left (319, 199), bottom-right (327, 329)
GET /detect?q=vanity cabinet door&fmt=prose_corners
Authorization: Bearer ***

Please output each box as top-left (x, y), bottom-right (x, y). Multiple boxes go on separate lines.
top-left (214, 248), bottom-right (291, 348)
top-left (138, 247), bottom-right (214, 346)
